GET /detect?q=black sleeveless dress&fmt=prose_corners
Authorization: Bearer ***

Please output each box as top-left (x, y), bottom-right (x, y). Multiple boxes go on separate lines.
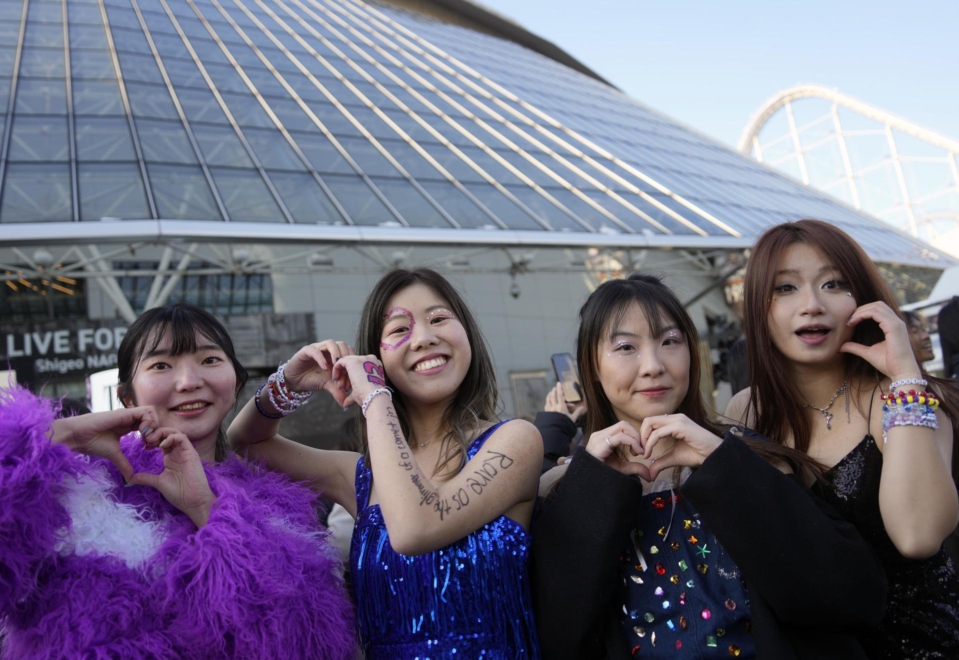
top-left (819, 423), bottom-right (959, 658)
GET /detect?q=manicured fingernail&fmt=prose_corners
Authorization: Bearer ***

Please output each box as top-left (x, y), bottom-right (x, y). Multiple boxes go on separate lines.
top-left (342, 406), bottom-right (350, 412)
top-left (142, 426), bottom-right (151, 437)
top-left (124, 483), bottom-right (134, 488)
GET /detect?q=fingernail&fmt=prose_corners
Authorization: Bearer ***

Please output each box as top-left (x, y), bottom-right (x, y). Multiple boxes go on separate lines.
top-left (141, 427), bottom-right (151, 437)
top-left (342, 406), bottom-right (350, 412)
top-left (124, 483), bottom-right (134, 488)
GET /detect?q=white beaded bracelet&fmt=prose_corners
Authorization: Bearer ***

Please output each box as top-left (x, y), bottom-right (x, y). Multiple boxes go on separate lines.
top-left (889, 377), bottom-right (927, 391)
top-left (361, 387), bottom-right (393, 418)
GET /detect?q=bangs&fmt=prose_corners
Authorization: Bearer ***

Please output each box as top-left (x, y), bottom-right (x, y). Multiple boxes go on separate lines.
top-left (131, 306), bottom-right (235, 376)
top-left (602, 291), bottom-right (676, 342)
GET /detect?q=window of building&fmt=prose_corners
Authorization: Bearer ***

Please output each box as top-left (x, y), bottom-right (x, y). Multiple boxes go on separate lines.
top-left (115, 261), bottom-right (274, 314)
top-left (0, 269), bottom-right (86, 322)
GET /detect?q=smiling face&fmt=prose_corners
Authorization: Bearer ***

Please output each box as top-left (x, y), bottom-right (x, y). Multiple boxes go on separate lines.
top-left (595, 302), bottom-right (690, 428)
top-left (378, 283), bottom-right (471, 406)
top-left (907, 315), bottom-right (935, 363)
top-left (767, 243), bottom-right (858, 368)
top-left (127, 329), bottom-right (238, 449)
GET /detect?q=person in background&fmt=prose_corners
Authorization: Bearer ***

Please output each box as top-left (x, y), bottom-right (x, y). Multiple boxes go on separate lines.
top-left (537, 382), bottom-right (586, 474)
top-left (938, 296), bottom-right (959, 378)
top-left (903, 310), bottom-right (935, 366)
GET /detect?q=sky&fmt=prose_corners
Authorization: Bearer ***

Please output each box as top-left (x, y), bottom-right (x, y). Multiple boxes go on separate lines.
top-left (475, 0), bottom-right (959, 150)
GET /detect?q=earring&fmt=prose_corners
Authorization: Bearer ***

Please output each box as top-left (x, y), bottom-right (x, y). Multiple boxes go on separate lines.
top-left (846, 292), bottom-right (853, 297)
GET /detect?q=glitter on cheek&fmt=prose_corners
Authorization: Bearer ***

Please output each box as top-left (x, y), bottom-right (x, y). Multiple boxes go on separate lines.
top-left (380, 307), bottom-right (415, 351)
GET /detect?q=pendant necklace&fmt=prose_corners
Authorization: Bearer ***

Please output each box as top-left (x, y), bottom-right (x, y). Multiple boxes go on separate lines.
top-left (806, 379), bottom-right (850, 431)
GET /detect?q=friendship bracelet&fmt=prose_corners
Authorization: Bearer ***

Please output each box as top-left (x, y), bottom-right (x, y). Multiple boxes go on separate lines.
top-left (254, 383), bottom-right (284, 419)
top-left (889, 378), bottom-right (927, 392)
top-left (361, 387), bottom-right (393, 418)
top-left (881, 390), bottom-right (940, 410)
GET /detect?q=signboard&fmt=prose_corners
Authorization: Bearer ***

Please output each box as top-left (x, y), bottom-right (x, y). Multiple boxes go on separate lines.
top-left (0, 319), bottom-right (128, 390)
top-left (0, 313), bottom-right (316, 393)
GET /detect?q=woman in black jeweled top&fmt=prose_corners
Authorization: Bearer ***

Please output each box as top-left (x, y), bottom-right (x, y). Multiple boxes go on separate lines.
top-left (533, 274), bottom-right (887, 660)
top-left (728, 220), bottom-right (959, 659)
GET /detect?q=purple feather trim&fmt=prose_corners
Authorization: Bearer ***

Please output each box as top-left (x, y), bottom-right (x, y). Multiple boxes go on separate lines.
top-left (0, 387), bottom-right (356, 659)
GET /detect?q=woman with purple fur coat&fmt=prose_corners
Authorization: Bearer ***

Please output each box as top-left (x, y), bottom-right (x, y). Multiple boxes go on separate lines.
top-left (0, 303), bottom-right (355, 660)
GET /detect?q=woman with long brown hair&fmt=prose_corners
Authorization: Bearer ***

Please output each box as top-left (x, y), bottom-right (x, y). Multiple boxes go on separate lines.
top-left (727, 219), bottom-right (959, 658)
top-left (532, 273), bottom-right (886, 659)
top-left (228, 268), bottom-right (542, 658)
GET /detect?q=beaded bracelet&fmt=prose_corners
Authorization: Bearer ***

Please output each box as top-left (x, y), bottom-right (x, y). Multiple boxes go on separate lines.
top-left (889, 377), bottom-right (927, 392)
top-left (881, 389), bottom-right (939, 442)
top-left (361, 387), bottom-right (392, 418)
top-left (254, 383), bottom-right (284, 419)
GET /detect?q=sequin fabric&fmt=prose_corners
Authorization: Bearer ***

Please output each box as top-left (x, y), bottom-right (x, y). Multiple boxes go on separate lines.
top-left (349, 420), bottom-right (540, 659)
top-left (821, 434), bottom-right (959, 659)
top-left (618, 487), bottom-right (753, 658)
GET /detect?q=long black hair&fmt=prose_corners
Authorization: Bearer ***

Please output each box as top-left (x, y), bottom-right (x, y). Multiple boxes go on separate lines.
top-left (116, 303), bottom-right (248, 461)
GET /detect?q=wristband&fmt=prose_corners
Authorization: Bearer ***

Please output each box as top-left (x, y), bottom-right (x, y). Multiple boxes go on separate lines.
top-left (889, 378), bottom-right (927, 392)
top-left (255, 383), bottom-right (284, 419)
top-left (361, 387), bottom-right (393, 418)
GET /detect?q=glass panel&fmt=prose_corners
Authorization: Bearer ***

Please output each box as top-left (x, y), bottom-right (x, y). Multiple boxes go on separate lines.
top-left (265, 98), bottom-right (317, 133)
top-left (295, 133), bottom-right (355, 175)
top-left (24, 23), bottom-right (63, 48)
top-left (117, 51), bottom-right (164, 84)
top-left (28, 2), bottom-right (62, 24)
top-left (372, 178), bottom-right (449, 228)
top-left (0, 47), bottom-right (14, 78)
top-left (457, 146), bottom-right (525, 186)
top-left (339, 136), bottom-right (400, 177)
top-left (203, 63), bottom-right (248, 94)
top-left (152, 33), bottom-right (191, 60)
top-left (418, 181), bottom-right (492, 229)
top-left (75, 116), bottom-right (135, 161)
top-left (322, 174), bottom-right (393, 226)
top-left (221, 91), bottom-right (273, 128)
top-left (16, 78), bottom-right (66, 114)
top-left (0, 5), bottom-right (22, 22)
top-left (192, 124), bottom-right (253, 168)
top-left (243, 67), bottom-right (288, 99)
top-left (69, 49), bottom-right (116, 79)
top-left (463, 184), bottom-right (543, 231)
top-left (0, 163), bottom-right (71, 222)
top-left (78, 162), bottom-right (149, 219)
top-left (270, 171), bottom-right (346, 224)
top-left (109, 26), bottom-right (151, 54)
top-left (177, 87), bottom-right (228, 124)
top-left (0, 20), bottom-right (19, 42)
top-left (420, 143), bottom-right (484, 182)
top-left (244, 128), bottom-right (305, 171)
top-left (346, 106), bottom-right (399, 139)
top-left (0, 78), bottom-right (9, 112)
top-left (163, 57), bottom-right (206, 89)
top-left (208, 168), bottom-right (283, 222)
top-left (382, 140), bottom-right (442, 179)
top-left (147, 163), bottom-right (221, 219)
top-left (126, 81), bottom-right (178, 119)
top-left (504, 186), bottom-right (584, 231)
top-left (69, 24), bottom-right (108, 49)
top-left (19, 47), bottom-right (64, 78)
top-left (136, 118), bottom-right (197, 164)
top-left (498, 150), bottom-right (560, 187)
top-left (8, 116), bottom-right (69, 161)
top-left (69, 1), bottom-right (103, 21)
top-left (306, 101), bottom-right (360, 136)
top-left (72, 79), bottom-right (123, 115)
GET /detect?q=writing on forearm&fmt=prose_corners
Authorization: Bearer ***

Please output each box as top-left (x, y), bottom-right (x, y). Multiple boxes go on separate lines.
top-left (364, 361), bottom-right (386, 386)
top-left (409, 449), bottom-right (516, 522)
top-left (465, 450), bottom-right (514, 496)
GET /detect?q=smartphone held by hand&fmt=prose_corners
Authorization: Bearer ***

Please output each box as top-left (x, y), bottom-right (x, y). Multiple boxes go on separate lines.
top-left (551, 352), bottom-right (582, 403)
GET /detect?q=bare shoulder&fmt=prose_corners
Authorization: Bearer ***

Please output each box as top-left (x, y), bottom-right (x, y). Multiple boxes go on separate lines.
top-left (723, 388), bottom-right (754, 424)
top-left (482, 418), bottom-right (543, 456)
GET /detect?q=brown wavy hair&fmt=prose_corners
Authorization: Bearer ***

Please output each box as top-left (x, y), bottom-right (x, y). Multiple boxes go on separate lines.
top-left (578, 273), bottom-right (822, 478)
top-left (355, 268), bottom-right (498, 479)
top-left (743, 219), bottom-right (959, 480)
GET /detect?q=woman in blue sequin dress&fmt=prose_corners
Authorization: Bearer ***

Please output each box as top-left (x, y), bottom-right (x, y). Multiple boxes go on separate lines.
top-left (229, 268), bottom-right (542, 658)
top-left (727, 220), bottom-right (959, 659)
top-left (533, 274), bottom-right (888, 659)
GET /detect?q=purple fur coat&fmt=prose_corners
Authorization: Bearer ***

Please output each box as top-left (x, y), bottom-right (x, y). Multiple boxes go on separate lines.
top-left (0, 388), bottom-right (356, 659)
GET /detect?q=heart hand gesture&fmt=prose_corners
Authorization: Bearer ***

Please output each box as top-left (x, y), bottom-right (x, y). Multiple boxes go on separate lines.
top-left (50, 406), bottom-right (159, 483)
top-left (639, 414), bottom-right (723, 481)
top-left (131, 429), bottom-right (216, 528)
top-left (280, 340), bottom-right (355, 406)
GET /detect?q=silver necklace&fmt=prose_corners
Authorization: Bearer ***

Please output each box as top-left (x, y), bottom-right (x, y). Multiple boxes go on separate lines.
top-left (805, 380), bottom-right (850, 431)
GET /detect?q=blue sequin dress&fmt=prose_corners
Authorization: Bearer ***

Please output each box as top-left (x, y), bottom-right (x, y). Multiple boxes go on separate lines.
top-left (618, 485), bottom-right (754, 658)
top-left (349, 420), bottom-right (541, 659)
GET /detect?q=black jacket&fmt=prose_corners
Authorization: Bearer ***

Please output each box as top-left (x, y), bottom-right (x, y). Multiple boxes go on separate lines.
top-left (535, 411), bottom-right (579, 474)
top-left (532, 432), bottom-right (888, 660)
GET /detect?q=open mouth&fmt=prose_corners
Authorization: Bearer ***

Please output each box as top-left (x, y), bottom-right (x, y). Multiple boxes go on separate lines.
top-left (796, 325), bottom-right (831, 345)
top-left (413, 356), bottom-right (448, 372)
